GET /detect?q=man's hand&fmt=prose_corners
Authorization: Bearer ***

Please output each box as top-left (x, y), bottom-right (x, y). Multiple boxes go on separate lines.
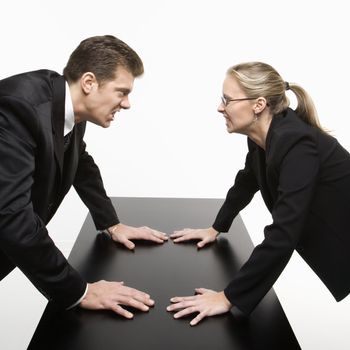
top-left (170, 227), bottom-right (219, 248)
top-left (167, 289), bottom-right (232, 326)
top-left (108, 223), bottom-right (168, 250)
top-left (80, 280), bottom-right (155, 319)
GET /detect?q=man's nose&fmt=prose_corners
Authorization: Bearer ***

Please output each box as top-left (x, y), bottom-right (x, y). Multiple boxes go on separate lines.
top-left (121, 97), bottom-right (130, 109)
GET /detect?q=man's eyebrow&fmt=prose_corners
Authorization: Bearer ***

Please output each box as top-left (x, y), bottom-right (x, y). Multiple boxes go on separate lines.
top-left (116, 87), bottom-right (131, 94)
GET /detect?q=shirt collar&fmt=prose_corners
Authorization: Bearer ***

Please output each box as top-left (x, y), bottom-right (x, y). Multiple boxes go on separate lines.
top-left (64, 82), bottom-right (75, 136)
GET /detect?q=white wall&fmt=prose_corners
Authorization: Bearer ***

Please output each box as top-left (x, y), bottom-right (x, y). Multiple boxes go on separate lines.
top-left (1, 0), bottom-right (350, 349)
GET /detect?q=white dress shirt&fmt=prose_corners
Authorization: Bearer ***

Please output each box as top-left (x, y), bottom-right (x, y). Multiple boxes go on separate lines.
top-left (64, 82), bottom-right (88, 309)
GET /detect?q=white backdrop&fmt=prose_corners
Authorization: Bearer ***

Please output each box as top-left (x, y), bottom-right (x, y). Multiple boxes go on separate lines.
top-left (1, 1), bottom-right (350, 349)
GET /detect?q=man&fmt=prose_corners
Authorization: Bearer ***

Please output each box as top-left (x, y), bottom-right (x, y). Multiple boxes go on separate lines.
top-left (0, 35), bottom-right (168, 319)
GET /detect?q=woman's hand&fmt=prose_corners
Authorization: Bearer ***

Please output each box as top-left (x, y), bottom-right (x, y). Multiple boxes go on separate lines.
top-left (170, 227), bottom-right (219, 248)
top-left (167, 288), bottom-right (232, 326)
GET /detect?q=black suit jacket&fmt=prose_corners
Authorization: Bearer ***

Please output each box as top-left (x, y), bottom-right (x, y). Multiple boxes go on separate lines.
top-left (213, 108), bottom-right (350, 315)
top-left (0, 70), bottom-right (119, 308)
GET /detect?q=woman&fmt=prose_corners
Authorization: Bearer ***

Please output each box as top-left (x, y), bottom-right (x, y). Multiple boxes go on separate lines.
top-left (167, 62), bottom-right (350, 326)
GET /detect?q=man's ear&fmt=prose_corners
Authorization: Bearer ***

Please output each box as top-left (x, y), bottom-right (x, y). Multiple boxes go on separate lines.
top-left (80, 72), bottom-right (97, 94)
top-left (253, 97), bottom-right (267, 114)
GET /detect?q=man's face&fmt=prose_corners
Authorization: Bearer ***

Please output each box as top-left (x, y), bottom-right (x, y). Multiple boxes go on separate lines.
top-left (82, 67), bottom-right (134, 128)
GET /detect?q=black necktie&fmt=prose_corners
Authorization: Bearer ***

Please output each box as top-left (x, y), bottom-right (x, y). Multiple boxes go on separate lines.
top-left (63, 131), bottom-right (72, 152)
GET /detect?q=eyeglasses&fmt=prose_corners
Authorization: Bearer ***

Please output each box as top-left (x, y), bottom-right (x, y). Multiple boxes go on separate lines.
top-left (221, 96), bottom-right (256, 107)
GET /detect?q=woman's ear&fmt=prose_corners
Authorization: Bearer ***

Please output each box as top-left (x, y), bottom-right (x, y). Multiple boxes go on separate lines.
top-left (80, 72), bottom-right (97, 95)
top-left (254, 97), bottom-right (267, 114)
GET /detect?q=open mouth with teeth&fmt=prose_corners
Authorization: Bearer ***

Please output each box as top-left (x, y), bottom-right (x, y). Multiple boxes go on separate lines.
top-left (110, 110), bottom-right (117, 120)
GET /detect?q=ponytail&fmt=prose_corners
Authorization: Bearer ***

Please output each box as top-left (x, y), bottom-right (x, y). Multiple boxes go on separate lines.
top-left (289, 83), bottom-right (324, 131)
top-left (228, 62), bottom-right (327, 133)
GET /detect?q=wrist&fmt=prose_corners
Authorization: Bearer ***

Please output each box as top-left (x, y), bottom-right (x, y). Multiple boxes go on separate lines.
top-left (210, 227), bottom-right (220, 237)
top-left (67, 283), bottom-right (89, 310)
top-left (220, 291), bottom-right (233, 309)
top-left (108, 223), bottom-right (122, 234)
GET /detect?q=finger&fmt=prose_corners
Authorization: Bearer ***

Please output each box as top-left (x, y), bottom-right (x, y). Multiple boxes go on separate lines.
top-left (112, 281), bottom-right (125, 286)
top-left (174, 306), bottom-right (198, 319)
top-left (195, 288), bottom-right (215, 294)
top-left (198, 234), bottom-right (216, 248)
top-left (118, 286), bottom-right (154, 306)
top-left (197, 238), bottom-right (208, 248)
top-left (169, 295), bottom-right (197, 303)
top-left (143, 233), bottom-right (166, 244)
top-left (170, 228), bottom-right (192, 237)
top-left (120, 238), bottom-right (135, 250)
top-left (167, 300), bottom-right (197, 312)
top-left (117, 295), bottom-right (150, 312)
top-left (109, 303), bottom-right (134, 319)
top-left (135, 228), bottom-right (166, 243)
top-left (133, 294), bottom-right (155, 307)
top-left (170, 230), bottom-right (187, 238)
top-left (167, 297), bottom-right (196, 311)
top-left (190, 311), bottom-right (206, 326)
top-left (150, 229), bottom-right (169, 241)
top-left (173, 232), bottom-right (199, 243)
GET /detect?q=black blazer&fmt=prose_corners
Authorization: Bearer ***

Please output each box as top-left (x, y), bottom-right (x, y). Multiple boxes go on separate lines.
top-left (213, 108), bottom-right (350, 315)
top-left (0, 70), bottom-right (119, 308)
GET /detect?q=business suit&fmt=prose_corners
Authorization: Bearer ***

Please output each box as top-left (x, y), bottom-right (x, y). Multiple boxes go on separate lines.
top-left (0, 70), bottom-right (119, 308)
top-left (213, 108), bottom-right (350, 315)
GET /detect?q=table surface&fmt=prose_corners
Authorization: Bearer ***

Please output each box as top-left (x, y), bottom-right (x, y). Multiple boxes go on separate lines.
top-left (28, 197), bottom-right (300, 350)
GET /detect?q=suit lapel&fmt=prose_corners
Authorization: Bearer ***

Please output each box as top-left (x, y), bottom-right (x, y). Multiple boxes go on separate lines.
top-left (52, 75), bottom-right (66, 175)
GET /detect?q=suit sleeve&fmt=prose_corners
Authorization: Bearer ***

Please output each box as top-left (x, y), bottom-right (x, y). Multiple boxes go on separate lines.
top-left (73, 138), bottom-right (119, 230)
top-left (212, 147), bottom-right (259, 232)
top-left (0, 100), bottom-right (86, 308)
top-left (224, 136), bottom-right (319, 315)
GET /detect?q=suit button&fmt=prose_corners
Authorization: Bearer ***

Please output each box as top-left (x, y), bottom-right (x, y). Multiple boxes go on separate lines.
top-left (48, 203), bottom-right (53, 210)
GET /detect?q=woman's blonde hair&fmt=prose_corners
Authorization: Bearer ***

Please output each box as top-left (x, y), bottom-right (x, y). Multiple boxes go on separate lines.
top-left (227, 62), bottom-right (324, 131)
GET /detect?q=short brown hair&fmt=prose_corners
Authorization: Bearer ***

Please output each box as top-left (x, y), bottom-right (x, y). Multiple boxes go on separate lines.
top-left (63, 35), bottom-right (144, 83)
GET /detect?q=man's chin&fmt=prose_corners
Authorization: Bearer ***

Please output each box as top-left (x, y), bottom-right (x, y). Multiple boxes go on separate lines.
top-left (102, 121), bottom-right (112, 128)
top-left (97, 120), bottom-right (112, 128)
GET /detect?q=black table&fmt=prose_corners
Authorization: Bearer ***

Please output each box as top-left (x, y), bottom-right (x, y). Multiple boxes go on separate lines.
top-left (28, 198), bottom-right (300, 350)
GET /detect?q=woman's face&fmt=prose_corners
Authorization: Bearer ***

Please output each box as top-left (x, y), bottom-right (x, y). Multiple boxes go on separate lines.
top-left (217, 75), bottom-right (256, 135)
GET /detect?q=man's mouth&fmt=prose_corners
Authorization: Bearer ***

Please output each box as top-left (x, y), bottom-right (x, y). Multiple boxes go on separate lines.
top-left (110, 110), bottom-right (117, 120)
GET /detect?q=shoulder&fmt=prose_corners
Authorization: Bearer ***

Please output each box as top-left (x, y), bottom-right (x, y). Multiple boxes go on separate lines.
top-left (266, 108), bottom-right (319, 166)
top-left (0, 70), bottom-right (64, 138)
top-left (0, 70), bottom-right (62, 106)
